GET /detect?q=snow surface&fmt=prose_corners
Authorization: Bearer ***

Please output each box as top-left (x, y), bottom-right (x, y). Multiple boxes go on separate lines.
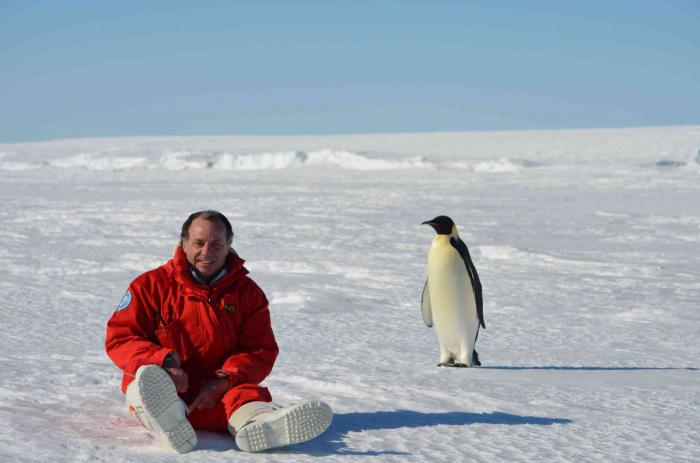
top-left (1, 126), bottom-right (699, 462)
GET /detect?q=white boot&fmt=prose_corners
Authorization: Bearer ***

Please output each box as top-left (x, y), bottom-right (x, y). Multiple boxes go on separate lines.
top-left (228, 400), bottom-right (332, 452)
top-left (125, 365), bottom-right (197, 453)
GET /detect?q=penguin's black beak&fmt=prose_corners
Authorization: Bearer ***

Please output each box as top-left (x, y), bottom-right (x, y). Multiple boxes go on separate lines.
top-left (422, 220), bottom-right (438, 231)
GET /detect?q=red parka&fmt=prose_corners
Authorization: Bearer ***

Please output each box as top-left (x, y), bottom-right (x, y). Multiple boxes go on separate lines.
top-left (105, 246), bottom-right (279, 396)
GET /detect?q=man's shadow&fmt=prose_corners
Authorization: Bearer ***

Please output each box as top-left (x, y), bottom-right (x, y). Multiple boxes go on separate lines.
top-left (198, 409), bottom-right (572, 456)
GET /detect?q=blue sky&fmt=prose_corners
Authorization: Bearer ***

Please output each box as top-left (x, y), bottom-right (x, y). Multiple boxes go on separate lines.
top-left (1, 0), bottom-right (699, 142)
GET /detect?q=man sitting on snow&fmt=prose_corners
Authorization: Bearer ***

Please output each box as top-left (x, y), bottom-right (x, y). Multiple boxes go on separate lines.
top-left (105, 210), bottom-right (332, 453)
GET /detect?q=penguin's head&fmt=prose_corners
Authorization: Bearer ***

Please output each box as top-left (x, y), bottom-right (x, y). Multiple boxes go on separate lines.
top-left (422, 215), bottom-right (456, 235)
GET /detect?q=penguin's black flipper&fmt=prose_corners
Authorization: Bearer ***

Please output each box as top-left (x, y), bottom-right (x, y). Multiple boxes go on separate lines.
top-left (450, 237), bottom-right (485, 329)
top-left (421, 279), bottom-right (433, 327)
top-left (469, 259), bottom-right (485, 329)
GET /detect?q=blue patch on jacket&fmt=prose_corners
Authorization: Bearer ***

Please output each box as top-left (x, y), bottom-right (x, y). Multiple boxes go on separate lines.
top-left (115, 290), bottom-right (132, 311)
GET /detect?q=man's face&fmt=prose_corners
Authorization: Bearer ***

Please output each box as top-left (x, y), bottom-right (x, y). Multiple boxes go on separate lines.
top-left (182, 217), bottom-right (230, 278)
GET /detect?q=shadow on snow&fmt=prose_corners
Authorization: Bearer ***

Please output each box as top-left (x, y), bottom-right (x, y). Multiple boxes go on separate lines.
top-left (278, 409), bottom-right (572, 456)
top-left (196, 409), bottom-right (571, 456)
top-left (481, 366), bottom-right (698, 371)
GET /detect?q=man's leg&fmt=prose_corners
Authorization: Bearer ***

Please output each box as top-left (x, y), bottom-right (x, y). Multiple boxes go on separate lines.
top-left (125, 365), bottom-right (196, 453)
top-left (185, 382), bottom-right (273, 433)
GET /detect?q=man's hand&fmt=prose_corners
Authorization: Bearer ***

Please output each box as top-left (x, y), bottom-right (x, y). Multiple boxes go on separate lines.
top-left (162, 352), bottom-right (188, 393)
top-left (187, 377), bottom-right (231, 414)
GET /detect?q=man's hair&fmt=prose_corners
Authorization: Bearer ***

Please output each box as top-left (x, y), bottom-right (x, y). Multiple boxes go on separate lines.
top-left (180, 210), bottom-right (234, 246)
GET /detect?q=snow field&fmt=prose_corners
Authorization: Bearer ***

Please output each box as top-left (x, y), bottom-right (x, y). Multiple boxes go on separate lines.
top-left (0, 126), bottom-right (698, 462)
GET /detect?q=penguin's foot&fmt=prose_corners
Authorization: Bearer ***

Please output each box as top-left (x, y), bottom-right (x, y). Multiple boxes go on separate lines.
top-left (438, 359), bottom-right (456, 367)
top-left (472, 350), bottom-right (481, 367)
top-left (453, 363), bottom-right (470, 368)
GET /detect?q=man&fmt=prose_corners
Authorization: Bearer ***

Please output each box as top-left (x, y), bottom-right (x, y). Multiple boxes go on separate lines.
top-left (106, 210), bottom-right (332, 453)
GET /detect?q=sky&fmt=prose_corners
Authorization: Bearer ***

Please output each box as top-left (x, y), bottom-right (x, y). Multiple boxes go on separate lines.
top-left (1, 0), bottom-right (699, 143)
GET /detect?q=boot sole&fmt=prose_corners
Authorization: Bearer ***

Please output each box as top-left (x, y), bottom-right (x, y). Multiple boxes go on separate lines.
top-left (235, 401), bottom-right (332, 452)
top-left (133, 365), bottom-right (197, 453)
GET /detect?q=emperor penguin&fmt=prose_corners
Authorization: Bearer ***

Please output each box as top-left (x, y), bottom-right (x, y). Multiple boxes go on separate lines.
top-left (422, 215), bottom-right (484, 367)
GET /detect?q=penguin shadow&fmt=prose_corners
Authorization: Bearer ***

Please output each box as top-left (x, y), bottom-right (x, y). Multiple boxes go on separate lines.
top-left (275, 409), bottom-right (573, 457)
top-left (481, 366), bottom-right (698, 371)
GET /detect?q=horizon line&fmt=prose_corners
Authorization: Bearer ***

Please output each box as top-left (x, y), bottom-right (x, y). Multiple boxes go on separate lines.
top-left (2, 123), bottom-right (699, 145)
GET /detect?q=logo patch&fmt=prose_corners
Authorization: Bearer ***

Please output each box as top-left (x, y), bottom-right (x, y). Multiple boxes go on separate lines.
top-left (115, 290), bottom-right (132, 312)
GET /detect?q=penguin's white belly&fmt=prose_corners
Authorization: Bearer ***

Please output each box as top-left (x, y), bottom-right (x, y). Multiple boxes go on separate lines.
top-left (427, 246), bottom-right (479, 363)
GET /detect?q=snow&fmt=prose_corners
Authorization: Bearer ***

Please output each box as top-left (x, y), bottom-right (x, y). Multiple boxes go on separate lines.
top-left (0, 126), bottom-right (699, 462)
top-left (1, 147), bottom-right (431, 172)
